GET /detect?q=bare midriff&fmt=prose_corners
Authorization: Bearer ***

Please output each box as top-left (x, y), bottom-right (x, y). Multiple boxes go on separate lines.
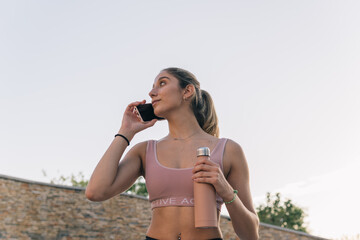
top-left (146, 206), bottom-right (223, 240)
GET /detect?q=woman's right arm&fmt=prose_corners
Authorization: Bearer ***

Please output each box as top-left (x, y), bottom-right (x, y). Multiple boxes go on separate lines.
top-left (85, 100), bottom-right (157, 201)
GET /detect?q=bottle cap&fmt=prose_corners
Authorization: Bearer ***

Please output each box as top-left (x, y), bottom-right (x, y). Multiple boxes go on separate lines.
top-left (197, 147), bottom-right (210, 156)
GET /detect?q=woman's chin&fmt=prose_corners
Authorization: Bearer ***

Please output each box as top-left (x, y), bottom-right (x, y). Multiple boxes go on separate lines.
top-left (155, 113), bottom-right (165, 119)
top-left (154, 109), bottom-right (165, 119)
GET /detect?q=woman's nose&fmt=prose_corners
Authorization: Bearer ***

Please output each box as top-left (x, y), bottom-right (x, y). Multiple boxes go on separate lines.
top-left (148, 88), bottom-right (157, 98)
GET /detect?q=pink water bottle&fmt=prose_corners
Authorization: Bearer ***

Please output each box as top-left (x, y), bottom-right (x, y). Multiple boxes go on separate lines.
top-left (194, 147), bottom-right (217, 228)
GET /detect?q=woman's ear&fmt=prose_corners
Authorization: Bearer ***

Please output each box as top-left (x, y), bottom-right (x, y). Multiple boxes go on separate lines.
top-left (183, 84), bottom-right (195, 100)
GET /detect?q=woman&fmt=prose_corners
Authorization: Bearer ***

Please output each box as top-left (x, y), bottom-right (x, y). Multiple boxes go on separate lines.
top-left (85, 68), bottom-right (259, 240)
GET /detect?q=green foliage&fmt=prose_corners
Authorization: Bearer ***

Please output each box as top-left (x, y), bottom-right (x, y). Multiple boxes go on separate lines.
top-left (256, 192), bottom-right (308, 233)
top-left (42, 170), bottom-right (88, 187)
top-left (126, 176), bottom-right (148, 197)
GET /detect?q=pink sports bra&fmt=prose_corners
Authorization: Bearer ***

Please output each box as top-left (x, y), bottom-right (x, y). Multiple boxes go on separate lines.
top-left (145, 138), bottom-right (228, 210)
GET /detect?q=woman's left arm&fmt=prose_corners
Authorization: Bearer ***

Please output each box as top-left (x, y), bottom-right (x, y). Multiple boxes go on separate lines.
top-left (192, 139), bottom-right (259, 240)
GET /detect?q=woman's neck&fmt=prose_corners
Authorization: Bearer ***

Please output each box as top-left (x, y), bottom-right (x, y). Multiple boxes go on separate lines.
top-left (166, 110), bottom-right (204, 140)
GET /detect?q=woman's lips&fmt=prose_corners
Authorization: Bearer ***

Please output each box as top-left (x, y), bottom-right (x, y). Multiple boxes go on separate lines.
top-left (152, 100), bottom-right (160, 106)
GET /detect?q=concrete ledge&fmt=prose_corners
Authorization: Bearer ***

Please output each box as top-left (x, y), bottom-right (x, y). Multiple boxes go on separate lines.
top-left (0, 173), bottom-right (85, 191)
top-left (259, 222), bottom-right (329, 240)
top-left (0, 173), bottom-right (149, 200)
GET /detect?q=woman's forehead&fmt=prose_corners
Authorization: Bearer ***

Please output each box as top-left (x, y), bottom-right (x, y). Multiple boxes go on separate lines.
top-left (153, 71), bottom-right (173, 83)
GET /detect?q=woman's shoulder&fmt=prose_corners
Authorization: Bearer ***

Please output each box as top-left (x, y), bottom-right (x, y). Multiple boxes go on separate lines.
top-left (128, 140), bottom-right (157, 164)
top-left (131, 140), bottom-right (149, 148)
top-left (128, 140), bottom-right (152, 155)
top-left (222, 138), bottom-right (246, 161)
top-left (221, 137), bottom-right (242, 148)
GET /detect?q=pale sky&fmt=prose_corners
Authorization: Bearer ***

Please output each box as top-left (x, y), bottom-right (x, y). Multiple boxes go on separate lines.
top-left (1, 1), bottom-right (360, 239)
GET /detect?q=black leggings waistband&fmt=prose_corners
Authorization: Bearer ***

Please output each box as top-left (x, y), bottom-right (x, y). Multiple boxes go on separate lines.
top-left (145, 236), bottom-right (222, 240)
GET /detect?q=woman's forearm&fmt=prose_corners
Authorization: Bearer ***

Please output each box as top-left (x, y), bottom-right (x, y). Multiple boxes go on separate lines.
top-left (85, 134), bottom-right (130, 200)
top-left (225, 197), bottom-right (260, 240)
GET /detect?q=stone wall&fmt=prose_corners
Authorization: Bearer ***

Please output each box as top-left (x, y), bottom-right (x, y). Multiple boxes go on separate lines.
top-left (0, 174), bottom-right (328, 240)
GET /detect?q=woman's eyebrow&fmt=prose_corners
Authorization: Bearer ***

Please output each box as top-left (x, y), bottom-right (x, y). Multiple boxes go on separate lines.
top-left (158, 76), bottom-right (170, 81)
top-left (153, 76), bottom-right (170, 87)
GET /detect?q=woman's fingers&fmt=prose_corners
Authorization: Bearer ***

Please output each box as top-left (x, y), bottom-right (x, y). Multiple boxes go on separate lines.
top-left (126, 100), bottom-right (148, 118)
top-left (127, 100), bottom-right (146, 108)
top-left (120, 100), bottom-right (158, 135)
top-left (192, 170), bottom-right (218, 179)
top-left (129, 100), bottom-right (146, 106)
top-left (192, 163), bottom-right (220, 179)
top-left (192, 171), bottom-right (220, 185)
top-left (138, 119), bottom-right (158, 130)
top-left (193, 159), bottom-right (219, 175)
top-left (192, 159), bottom-right (224, 186)
top-left (192, 163), bottom-right (215, 173)
top-left (194, 157), bottom-right (218, 167)
top-left (193, 165), bottom-right (220, 177)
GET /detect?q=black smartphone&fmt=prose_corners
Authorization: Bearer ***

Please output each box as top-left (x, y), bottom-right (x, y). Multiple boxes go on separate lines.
top-left (134, 103), bottom-right (164, 122)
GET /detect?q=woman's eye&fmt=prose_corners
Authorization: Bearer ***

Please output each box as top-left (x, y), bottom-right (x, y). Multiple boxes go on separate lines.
top-left (159, 81), bottom-right (165, 86)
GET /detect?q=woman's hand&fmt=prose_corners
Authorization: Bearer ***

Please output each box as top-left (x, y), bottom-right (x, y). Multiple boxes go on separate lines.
top-left (192, 157), bottom-right (234, 202)
top-left (118, 100), bottom-right (158, 140)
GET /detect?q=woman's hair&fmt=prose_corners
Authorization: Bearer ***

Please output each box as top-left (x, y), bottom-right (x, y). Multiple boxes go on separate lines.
top-left (162, 67), bottom-right (219, 137)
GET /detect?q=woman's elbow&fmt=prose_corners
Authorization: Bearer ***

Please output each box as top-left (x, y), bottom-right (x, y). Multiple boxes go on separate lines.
top-left (236, 230), bottom-right (259, 240)
top-left (253, 216), bottom-right (260, 240)
top-left (253, 229), bottom-right (260, 240)
top-left (236, 215), bottom-right (260, 240)
top-left (237, 229), bottom-right (259, 240)
top-left (252, 215), bottom-right (260, 240)
top-left (85, 186), bottom-right (105, 202)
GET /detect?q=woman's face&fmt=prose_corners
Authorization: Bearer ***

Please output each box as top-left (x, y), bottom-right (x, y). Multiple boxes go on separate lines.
top-left (148, 71), bottom-right (184, 117)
